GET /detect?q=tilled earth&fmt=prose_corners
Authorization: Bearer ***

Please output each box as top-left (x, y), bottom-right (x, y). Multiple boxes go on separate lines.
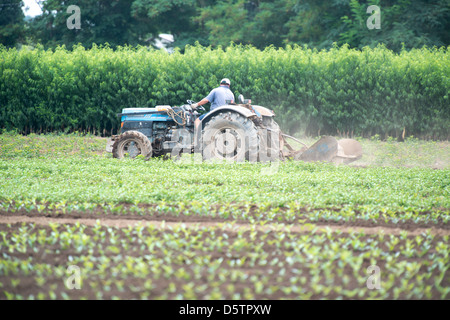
top-left (1, 206), bottom-right (449, 300)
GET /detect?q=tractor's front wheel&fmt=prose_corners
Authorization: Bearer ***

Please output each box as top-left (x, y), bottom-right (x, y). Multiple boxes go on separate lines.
top-left (112, 130), bottom-right (152, 159)
top-left (201, 112), bottom-right (258, 162)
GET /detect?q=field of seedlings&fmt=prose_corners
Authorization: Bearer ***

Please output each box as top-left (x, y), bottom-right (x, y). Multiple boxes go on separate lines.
top-left (0, 132), bottom-right (449, 300)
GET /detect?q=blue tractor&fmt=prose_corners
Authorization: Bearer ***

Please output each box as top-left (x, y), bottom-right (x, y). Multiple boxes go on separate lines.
top-left (105, 96), bottom-right (363, 164)
top-left (106, 96), bottom-right (282, 162)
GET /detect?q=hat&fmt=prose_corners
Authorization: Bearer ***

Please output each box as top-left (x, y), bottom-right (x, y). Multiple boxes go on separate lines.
top-left (220, 78), bottom-right (231, 86)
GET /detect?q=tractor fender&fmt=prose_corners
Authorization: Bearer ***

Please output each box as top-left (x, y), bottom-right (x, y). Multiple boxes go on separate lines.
top-left (200, 105), bottom-right (255, 125)
top-left (196, 105), bottom-right (275, 148)
top-left (251, 105), bottom-right (275, 117)
top-left (196, 105), bottom-right (256, 150)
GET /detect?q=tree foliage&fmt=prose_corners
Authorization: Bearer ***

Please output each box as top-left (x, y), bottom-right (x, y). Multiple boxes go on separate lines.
top-left (338, 0), bottom-right (450, 52)
top-left (29, 0), bottom-right (155, 48)
top-left (1, 0), bottom-right (448, 51)
top-left (195, 0), bottom-right (449, 51)
top-left (0, 0), bottom-right (25, 47)
top-left (131, 0), bottom-right (209, 48)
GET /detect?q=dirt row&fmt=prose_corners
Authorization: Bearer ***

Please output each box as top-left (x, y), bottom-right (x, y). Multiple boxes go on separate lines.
top-left (1, 218), bottom-right (448, 300)
top-left (2, 200), bottom-right (449, 231)
top-left (1, 214), bottom-right (449, 236)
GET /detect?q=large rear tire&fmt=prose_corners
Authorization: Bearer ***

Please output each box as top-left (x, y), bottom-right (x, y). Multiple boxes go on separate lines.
top-left (258, 117), bottom-right (282, 162)
top-left (201, 112), bottom-right (258, 162)
top-left (112, 130), bottom-right (152, 159)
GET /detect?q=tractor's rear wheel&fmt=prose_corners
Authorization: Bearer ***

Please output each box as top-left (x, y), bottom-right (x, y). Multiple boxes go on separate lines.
top-left (258, 117), bottom-right (282, 162)
top-left (112, 130), bottom-right (152, 159)
top-left (202, 112), bottom-right (258, 162)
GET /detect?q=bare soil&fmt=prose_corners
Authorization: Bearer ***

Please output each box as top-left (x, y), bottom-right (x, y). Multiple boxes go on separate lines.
top-left (0, 214), bottom-right (449, 236)
top-left (1, 204), bottom-right (448, 300)
top-left (1, 219), bottom-right (448, 300)
top-left (1, 200), bottom-right (448, 234)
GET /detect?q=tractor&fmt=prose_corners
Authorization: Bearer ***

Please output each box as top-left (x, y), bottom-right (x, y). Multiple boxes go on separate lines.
top-left (105, 95), bottom-right (362, 164)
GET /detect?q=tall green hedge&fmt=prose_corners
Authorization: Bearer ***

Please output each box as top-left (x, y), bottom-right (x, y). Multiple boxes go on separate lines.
top-left (0, 44), bottom-right (448, 139)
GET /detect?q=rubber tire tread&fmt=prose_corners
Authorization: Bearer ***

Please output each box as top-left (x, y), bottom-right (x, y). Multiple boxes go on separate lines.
top-left (202, 112), bottom-right (259, 162)
top-left (112, 130), bottom-right (152, 160)
top-left (259, 117), bottom-right (281, 162)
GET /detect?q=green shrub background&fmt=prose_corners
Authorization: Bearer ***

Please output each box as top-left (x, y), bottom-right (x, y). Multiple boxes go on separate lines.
top-left (0, 44), bottom-right (448, 139)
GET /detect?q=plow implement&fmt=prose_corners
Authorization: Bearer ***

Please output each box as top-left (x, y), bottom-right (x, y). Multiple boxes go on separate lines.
top-left (279, 133), bottom-right (363, 164)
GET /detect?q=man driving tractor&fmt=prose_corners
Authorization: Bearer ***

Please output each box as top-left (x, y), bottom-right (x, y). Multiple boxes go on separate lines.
top-left (191, 78), bottom-right (235, 129)
top-left (108, 76), bottom-right (362, 164)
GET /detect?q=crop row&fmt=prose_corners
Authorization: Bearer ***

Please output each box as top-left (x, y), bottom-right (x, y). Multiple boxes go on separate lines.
top-left (0, 131), bottom-right (106, 159)
top-left (1, 199), bottom-right (448, 228)
top-left (0, 156), bottom-right (448, 211)
top-left (2, 132), bottom-right (449, 170)
top-left (0, 222), bottom-right (448, 300)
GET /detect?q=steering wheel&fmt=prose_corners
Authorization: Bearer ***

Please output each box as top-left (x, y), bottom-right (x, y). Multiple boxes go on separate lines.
top-left (186, 99), bottom-right (207, 114)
